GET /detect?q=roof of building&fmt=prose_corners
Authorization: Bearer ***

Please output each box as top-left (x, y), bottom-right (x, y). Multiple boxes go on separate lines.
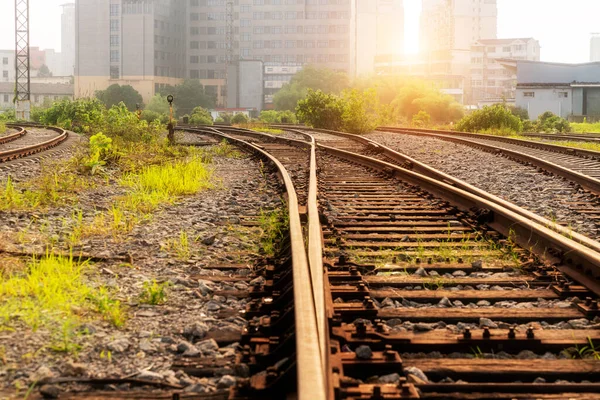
top-left (474, 38), bottom-right (536, 45)
top-left (0, 82), bottom-right (73, 95)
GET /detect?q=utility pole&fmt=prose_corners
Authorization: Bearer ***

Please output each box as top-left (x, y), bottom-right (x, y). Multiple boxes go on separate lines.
top-left (14, 0), bottom-right (30, 120)
top-left (224, 1), bottom-right (234, 109)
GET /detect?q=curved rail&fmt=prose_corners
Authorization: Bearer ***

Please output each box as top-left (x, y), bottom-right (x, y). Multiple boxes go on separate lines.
top-left (179, 126), bottom-right (326, 400)
top-left (377, 126), bottom-right (600, 195)
top-left (0, 125), bottom-right (69, 162)
top-left (0, 126), bottom-right (26, 145)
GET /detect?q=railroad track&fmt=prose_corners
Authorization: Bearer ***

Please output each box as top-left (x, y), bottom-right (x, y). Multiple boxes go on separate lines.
top-left (523, 132), bottom-right (600, 143)
top-left (0, 123), bottom-right (69, 163)
top-left (176, 125), bottom-right (600, 399)
top-left (378, 126), bottom-right (600, 195)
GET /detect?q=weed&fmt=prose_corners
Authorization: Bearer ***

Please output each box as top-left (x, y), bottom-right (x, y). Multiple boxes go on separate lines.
top-left (210, 140), bottom-right (243, 158)
top-left (471, 346), bottom-right (484, 359)
top-left (49, 319), bottom-right (82, 353)
top-left (88, 287), bottom-right (126, 327)
top-left (572, 337), bottom-right (600, 360)
top-left (139, 280), bottom-right (169, 305)
top-left (258, 207), bottom-right (289, 257)
top-left (162, 230), bottom-right (192, 260)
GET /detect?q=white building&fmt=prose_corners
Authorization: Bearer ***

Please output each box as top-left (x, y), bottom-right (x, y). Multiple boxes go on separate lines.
top-left (263, 64), bottom-right (303, 107)
top-left (470, 38), bottom-right (540, 104)
top-left (0, 50), bottom-right (16, 83)
top-left (592, 33), bottom-right (600, 62)
top-left (61, 3), bottom-right (76, 76)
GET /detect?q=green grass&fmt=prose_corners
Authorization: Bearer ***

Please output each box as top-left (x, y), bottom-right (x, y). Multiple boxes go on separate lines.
top-left (571, 122), bottom-right (600, 133)
top-left (139, 279), bottom-right (169, 305)
top-left (210, 140), bottom-right (243, 158)
top-left (0, 121), bottom-right (6, 134)
top-left (258, 207), bottom-right (289, 257)
top-left (251, 127), bottom-right (284, 135)
top-left (523, 136), bottom-right (600, 153)
top-left (0, 254), bottom-right (125, 337)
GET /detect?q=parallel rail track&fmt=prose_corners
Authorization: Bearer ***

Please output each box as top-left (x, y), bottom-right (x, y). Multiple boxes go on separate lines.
top-left (378, 126), bottom-right (600, 195)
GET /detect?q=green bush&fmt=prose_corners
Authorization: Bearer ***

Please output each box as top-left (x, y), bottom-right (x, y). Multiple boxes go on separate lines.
top-left (534, 111), bottom-right (571, 133)
top-left (141, 110), bottom-right (168, 124)
top-left (189, 106), bottom-right (213, 125)
top-left (456, 104), bottom-right (523, 134)
top-left (296, 89), bottom-right (345, 130)
top-left (259, 110), bottom-right (298, 124)
top-left (95, 84), bottom-right (144, 111)
top-left (341, 88), bottom-right (379, 134)
top-left (39, 98), bottom-right (106, 133)
top-left (231, 113), bottom-right (249, 124)
top-left (412, 110), bottom-right (431, 127)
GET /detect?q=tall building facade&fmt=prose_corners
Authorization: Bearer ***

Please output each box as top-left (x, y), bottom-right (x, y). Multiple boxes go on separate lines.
top-left (186, 0), bottom-right (356, 106)
top-left (62, 3), bottom-right (76, 76)
top-left (75, 0), bottom-right (186, 102)
top-left (0, 50), bottom-right (16, 83)
top-left (420, 0), bottom-right (497, 103)
top-left (470, 38), bottom-right (540, 103)
top-left (592, 33), bottom-right (600, 62)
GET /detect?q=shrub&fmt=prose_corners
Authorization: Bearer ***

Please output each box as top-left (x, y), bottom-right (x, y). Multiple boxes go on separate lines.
top-left (95, 84), bottom-right (144, 111)
top-left (456, 104), bottom-right (523, 133)
top-left (341, 88), bottom-right (379, 134)
top-left (189, 106), bottom-right (213, 125)
top-left (258, 110), bottom-right (298, 124)
top-left (534, 111), bottom-right (571, 133)
top-left (39, 98), bottom-right (106, 133)
top-left (0, 121), bottom-right (5, 134)
top-left (231, 113), bottom-right (250, 124)
top-left (296, 89), bottom-right (345, 130)
top-left (412, 110), bottom-right (431, 127)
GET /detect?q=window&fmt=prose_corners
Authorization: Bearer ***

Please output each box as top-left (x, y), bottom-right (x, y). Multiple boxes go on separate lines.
top-left (190, 69), bottom-right (199, 78)
top-left (523, 92), bottom-right (535, 98)
top-left (190, 41), bottom-right (199, 49)
top-left (2, 57), bottom-right (7, 65)
top-left (110, 50), bottom-right (120, 62)
top-left (110, 66), bottom-right (119, 79)
top-left (190, 0), bottom-right (199, 5)
top-left (190, 27), bottom-right (199, 35)
top-left (190, 55), bottom-right (199, 63)
top-left (110, 4), bottom-right (119, 16)
top-left (558, 92), bottom-right (568, 98)
top-left (3, 94), bottom-right (8, 102)
top-left (2, 71), bottom-right (7, 78)
top-left (110, 35), bottom-right (119, 46)
top-left (502, 46), bottom-right (511, 52)
top-left (110, 19), bottom-right (119, 31)
top-left (241, 5), bottom-right (251, 13)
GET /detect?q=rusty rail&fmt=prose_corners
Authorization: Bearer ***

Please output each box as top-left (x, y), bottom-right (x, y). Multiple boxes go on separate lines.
top-left (0, 125), bottom-right (68, 162)
top-left (0, 126), bottom-right (26, 144)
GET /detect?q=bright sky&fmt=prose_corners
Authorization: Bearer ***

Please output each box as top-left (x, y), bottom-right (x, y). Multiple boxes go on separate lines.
top-left (0, 1), bottom-right (598, 63)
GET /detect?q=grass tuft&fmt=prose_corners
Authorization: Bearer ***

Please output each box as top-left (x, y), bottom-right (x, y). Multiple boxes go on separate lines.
top-left (258, 207), bottom-right (289, 257)
top-left (139, 280), bottom-right (169, 305)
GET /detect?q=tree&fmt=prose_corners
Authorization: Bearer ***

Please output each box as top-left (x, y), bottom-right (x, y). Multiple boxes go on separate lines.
top-left (412, 111), bottom-right (431, 127)
top-left (145, 94), bottom-right (173, 116)
top-left (38, 64), bottom-right (53, 77)
top-left (158, 79), bottom-right (215, 116)
top-left (95, 84), bottom-right (143, 111)
top-left (189, 106), bottom-right (213, 125)
top-left (296, 89), bottom-right (345, 130)
top-left (391, 82), bottom-right (464, 123)
top-left (534, 111), bottom-right (571, 133)
top-left (274, 65), bottom-right (349, 111)
top-left (341, 89), bottom-right (379, 134)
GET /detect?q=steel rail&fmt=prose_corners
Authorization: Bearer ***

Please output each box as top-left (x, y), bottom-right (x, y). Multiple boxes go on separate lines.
top-left (317, 142), bottom-right (600, 297)
top-left (284, 126), bottom-right (600, 256)
top-left (178, 127), bottom-right (326, 400)
top-left (377, 126), bottom-right (600, 195)
top-left (0, 126), bottom-right (26, 144)
top-left (522, 132), bottom-right (600, 143)
top-left (0, 125), bottom-right (68, 162)
top-left (379, 126), bottom-right (600, 159)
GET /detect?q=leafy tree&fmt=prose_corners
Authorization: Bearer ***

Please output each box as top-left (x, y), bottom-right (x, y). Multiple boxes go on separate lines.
top-left (506, 105), bottom-right (529, 121)
top-left (259, 110), bottom-right (298, 124)
top-left (391, 82), bottom-right (463, 123)
top-left (39, 98), bottom-right (106, 133)
top-left (95, 84), bottom-right (143, 111)
top-left (158, 79), bottom-right (215, 116)
top-left (296, 89), bottom-right (345, 130)
top-left (189, 106), bottom-right (213, 125)
top-left (145, 94), bottom-right (173, 116)
top-left (341, 89), bottom-right (379, 134)
top-left (38, 64), bottom-right (53, 77)
top-left (141, 110), bottom-right (168, 124)
top-left (456, 104), bottom-right (523, 133)
top-left (231, 113), bottom-right (249, 124)
top-left (274, 66), bottom-right (349, 111)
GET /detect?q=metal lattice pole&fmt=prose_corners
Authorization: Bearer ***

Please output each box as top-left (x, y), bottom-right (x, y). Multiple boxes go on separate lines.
top-left (224, 1), bottom-right (234, 108)
top-left (15, 0), bottom-right (30, 119)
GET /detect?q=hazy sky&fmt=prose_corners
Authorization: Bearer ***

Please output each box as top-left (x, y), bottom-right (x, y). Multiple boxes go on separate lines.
top-left (0, 0), bottom-right (598, 63)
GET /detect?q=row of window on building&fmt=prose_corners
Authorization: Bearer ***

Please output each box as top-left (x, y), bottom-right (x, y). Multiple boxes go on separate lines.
top-left (189, 39), bottom-right (348, 49)
top-left (190, 25), bottom-right (349, 35)
top-left (190, 0), bottom-right (345, 6)
top-left (191, 11), bottom-right (349, 20)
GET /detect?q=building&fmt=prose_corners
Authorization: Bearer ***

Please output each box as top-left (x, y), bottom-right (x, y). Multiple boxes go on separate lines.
top-left (227, 60), bottom-right (263, 111)
top-left (263, 63), bottom-right (303, 108)
top-left (186, 0), bottom-right (356, 107)
top-left (592, 33), bottom-right (600, 62)
top-left (75, 0), bottom-right (187, 103)
top-left (0, 50), bottom-right (16, 83)
top-left (470, 38), bottom-right (540, 104)
top-left (62, 3), bottom-right (76, 76)
top-left (503, 60), bottom-right (600, 121)
top-left (355, 0), bottom-right (404, 76)
top-left (0, 82), bottom-right (73, 109)
top-left (420, 0), bottom-right (498, 104)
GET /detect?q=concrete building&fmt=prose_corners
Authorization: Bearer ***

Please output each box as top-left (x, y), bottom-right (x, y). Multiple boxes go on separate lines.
top-left (62, 3), bottom-right (76, 76)
top-left (503, 60), bottom-right (600, 121)
top-left (75, 0), bottom-right (187, 103)
top-left (227, 60), bottom-right (263, 111)
top-left (264, 63), bottom-right (303, 107)
top-left (186, 0), bottom-right (356, 107)
top-left (591, 33), bottom-right (600, 62)
top-left (0, 82), bottom-right (73, 109)
top-left (0, 50), bottom-right (16, 83)
top-left (355, 0), bottom-right (404, 76)
top-left (470, 38), bottom-right (540, 104)
top-left (420, 0), bottom-right (498, 104)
